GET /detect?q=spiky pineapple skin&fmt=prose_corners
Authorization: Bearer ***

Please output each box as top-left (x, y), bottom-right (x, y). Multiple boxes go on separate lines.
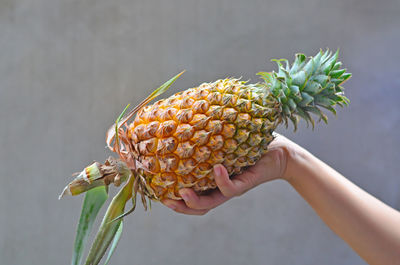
top-left (128, 78), bottom-right (278, 200)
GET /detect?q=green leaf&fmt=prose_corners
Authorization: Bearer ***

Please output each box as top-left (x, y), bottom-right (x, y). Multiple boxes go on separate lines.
top-left (290, 53), bottom-right (306, 74)
top-left (316, 100), bottom-right (337, 115)
top-left (312, 74), bottom-right (330, 87)
top-left (304, 81), bottom-right (322, 94)
top-left (271, 58), bottom-right (285, 69)
top-left (297, 107), bottom-right (315, 129)
top-left (290, 85), bottom-right (300, 95)
top-left (322, 50), bottom-right (338, 73)
top-left (304, 50), bottom-right (322, 74)
top-left (289, 115), bottom-right (299, 132)
top-left (149, 70), bottom-right (185, 99)
top-left (71, 186), bottom-right (108, 265)
top-left (84, 175), bottom-right (135, 265)
top-left (330, 78), bottom-right (344, 85)
top-left (305, 109), bottom-right (315, 129)
top-left (332, 62), bottom-right (342, 71)
top-left (330, 69), bottom-right (346, 78)
top-left (283, 84), bottom-right (291, 97)
top-left (299, 92), bottom-right (314, 107)
top-left (271, 79), bottom-right (282, 97)
top-left (314, 95), bottom-right (334, 105)
top-left (282, 104), bottom-right (291, 115)
top-left (287, 98), bottom-right (297, 111)
top-left (291, 71), bottom-right (307, 87)
top-left (103, 221), bottom-right (123, 265)
top-left (257, 72), bottom-right (273, 83)
top-left (320, 50), bottom-right (332, 65)
top-left (295, 108), bottom-right (310, 127)
top-left (338, 95), bottom-right (350, 106)
top-left (280, 94), bottom-right (287, 104)
top-left (304, 106), bottom-right (328, 124)
top-left (341, 73), bottom-right (352, 83)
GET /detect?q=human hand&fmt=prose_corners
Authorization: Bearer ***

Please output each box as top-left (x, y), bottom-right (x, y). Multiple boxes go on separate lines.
top-left (162, 134), bottom-right (298, 215)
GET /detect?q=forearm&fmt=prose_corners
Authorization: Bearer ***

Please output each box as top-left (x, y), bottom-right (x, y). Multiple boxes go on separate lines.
top-left (285, 148), bottom-right (400, 265)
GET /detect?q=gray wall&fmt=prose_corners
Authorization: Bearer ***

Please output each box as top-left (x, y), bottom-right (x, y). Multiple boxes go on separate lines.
top-left (1, 0), bottom-right (399, 264)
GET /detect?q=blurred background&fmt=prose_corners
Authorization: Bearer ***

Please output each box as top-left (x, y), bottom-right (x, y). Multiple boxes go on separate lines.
top-left (1, 0), bottom-right (399, 264)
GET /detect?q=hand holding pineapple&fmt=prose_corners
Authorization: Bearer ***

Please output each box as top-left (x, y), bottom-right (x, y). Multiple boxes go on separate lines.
top-left (162, 133), bottom-right (292, 215)
top-left (165, 135), bottom-right (400, 265)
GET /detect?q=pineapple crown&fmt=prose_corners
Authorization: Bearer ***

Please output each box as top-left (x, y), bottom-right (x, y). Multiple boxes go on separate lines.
top-left (257, 49), bottom-right (351, 130)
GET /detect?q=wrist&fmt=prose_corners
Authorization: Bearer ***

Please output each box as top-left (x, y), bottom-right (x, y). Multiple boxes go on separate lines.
top-left (281, 142), bottom-right (312, 184)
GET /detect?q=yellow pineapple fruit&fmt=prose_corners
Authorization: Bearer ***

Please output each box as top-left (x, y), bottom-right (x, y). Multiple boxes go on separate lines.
top-left (129, 78), bottom-right (278, 200)
top-left (61, 50), bottom-right (351, 265)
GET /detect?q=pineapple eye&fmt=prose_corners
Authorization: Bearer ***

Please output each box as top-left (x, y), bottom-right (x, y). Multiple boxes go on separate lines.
top-left (174, 109), bottom-right (193, 123)
top-left (176, 158), bottom-right (196, 175)
top-left (205, 120), bottom-right (224, 135)
top-left (221, 107), bottom-right (238, 122)
top-left (156, 137), bottom-right (178, 155)
top-left (138, 138), bottom-right (158, 154)
top-left (189, 114), bottom-right (210, 130)
top-left (206, 135), bottom-right (224, 151)
top-left (158, 154), bottom-right (179, 172)
top-left (175, 142), bottom-right (196, 159)
top-left (174, 124), bottom-right (195, 141)
top-left (155, 120), bottom-right (177, 137)
top-left (192, 100), bottom-right (209, 114)
top-left (192, 146), bottom-right (211, 163)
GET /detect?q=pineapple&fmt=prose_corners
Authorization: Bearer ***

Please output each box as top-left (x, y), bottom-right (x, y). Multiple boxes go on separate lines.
top-left (121, 49), bottom-right (350, 200)
top-left (61, 49), bottom-right (351, 265)
top-left (129, 78), bottom-right (278, 200)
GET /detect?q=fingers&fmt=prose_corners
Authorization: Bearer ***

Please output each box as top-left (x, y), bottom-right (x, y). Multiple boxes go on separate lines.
top-left (213, 164), bottom-right (238, 197)
top-left (162, 188), bottom-right (229, 214)
top-left (179, 188), bottom-right (229, 210)
top-left (162, 199), bottom-right (209, 215)
top-left (214, 164), bottom-right (258, 197)
top-left (173, 164), bottom-right (259, 214)
top-left (162, 151), bottom-right (284, 215)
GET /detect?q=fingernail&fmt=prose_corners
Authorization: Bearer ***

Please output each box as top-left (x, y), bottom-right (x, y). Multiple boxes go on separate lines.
top-left (164, 200), bottom-right (176, 210)
top-left (213, 165), bottom-right (222, 177)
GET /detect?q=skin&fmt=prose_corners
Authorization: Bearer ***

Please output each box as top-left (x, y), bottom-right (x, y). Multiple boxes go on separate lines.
top-left (162, 134), bottom-right (400, 265)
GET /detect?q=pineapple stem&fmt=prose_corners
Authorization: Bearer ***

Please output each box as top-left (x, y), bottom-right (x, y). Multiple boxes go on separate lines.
top-left (59, 157), bottom-right (131, 198)
top-left (258, 49), bottom-right (351, 129)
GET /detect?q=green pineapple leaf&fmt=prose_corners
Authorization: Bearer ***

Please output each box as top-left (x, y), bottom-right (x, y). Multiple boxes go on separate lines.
top-left (71, 186), bottom-right (108, 265)
top-left (268, 49), bottom-right (350, 129)
top-left (103, 221), bottom-right (123, 265)
top-left (257, 72), bottom-right (273, 83)
top-left (84, 175), bottom-right (134, 265)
